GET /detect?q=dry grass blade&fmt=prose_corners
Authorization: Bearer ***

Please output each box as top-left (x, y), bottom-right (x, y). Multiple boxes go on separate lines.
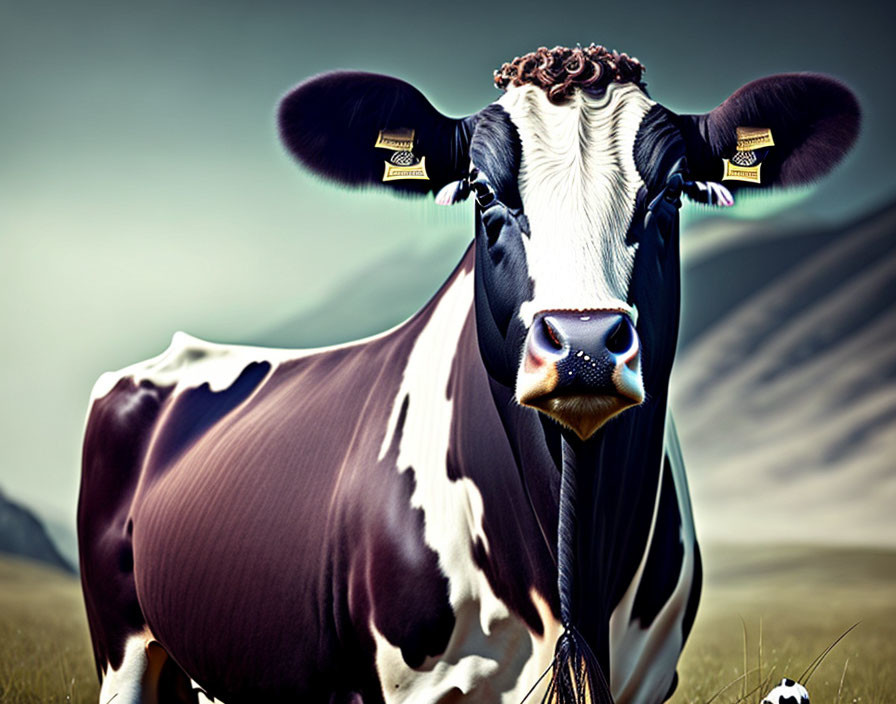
top-left (704, 666), bottom-right (760, 704)
top-left (741, 617), bottom-right (748, 701)
top-left (757, 617), bottom-right (762, 699)
top-left (798, 622), bottom-right (860, 684)
top-left (758, 664), bottom-right (778, 701)
top-left (732, 664), bottom-right (785, 704)
top-left (836, 658), bottom-right (849, 704)
top-left (58, 650), bottom-right (67, 694)
top-left (732, 676), bottom-right (773, 704)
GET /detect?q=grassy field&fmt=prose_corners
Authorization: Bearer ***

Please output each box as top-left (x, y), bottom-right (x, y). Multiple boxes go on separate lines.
top-left (0, 544), bottom-right (893, 703)
top-left (670, 544), bottom-right (896, 704)
top-left (0, 556), bottom-right (96, 704)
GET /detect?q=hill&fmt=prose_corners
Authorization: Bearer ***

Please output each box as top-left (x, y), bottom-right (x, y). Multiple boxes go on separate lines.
top-left (0, 490), bottom-right (74, 574)
top-left (673, 200), bottom-right (896, 546)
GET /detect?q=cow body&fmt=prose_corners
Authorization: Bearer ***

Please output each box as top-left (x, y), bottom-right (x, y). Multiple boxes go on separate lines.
top-left (81, 246), bottom-right (698, 703)
top-left (80, 45), bottom-right (859, 704)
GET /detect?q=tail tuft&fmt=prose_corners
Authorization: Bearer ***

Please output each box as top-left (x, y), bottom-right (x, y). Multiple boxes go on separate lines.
top-left (541, 626), bottom-right (614, 704)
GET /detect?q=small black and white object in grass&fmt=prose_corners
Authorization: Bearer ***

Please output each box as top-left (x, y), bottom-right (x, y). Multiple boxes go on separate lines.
top-left (761, 677), bottom-right (810, 704)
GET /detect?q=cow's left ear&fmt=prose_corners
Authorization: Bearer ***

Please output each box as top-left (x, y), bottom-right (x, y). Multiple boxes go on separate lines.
top-left (278, 71), bottom-right (475, 197)
top-left (679, 74), bottom-right (860, 189)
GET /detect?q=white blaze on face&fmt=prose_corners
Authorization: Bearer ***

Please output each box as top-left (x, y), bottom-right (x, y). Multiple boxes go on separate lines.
top-left (496, 83), bottom-right (654, 327)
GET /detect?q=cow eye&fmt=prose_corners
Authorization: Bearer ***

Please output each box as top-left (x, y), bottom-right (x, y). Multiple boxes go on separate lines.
top-left (662, 172), bottom-right (684, 207)
top-left (481, 204), bottom-right (505, 246)
top-left (472, 180), bottom-right (498, 210)
top-left (647, 172), bottom-right (685, 214)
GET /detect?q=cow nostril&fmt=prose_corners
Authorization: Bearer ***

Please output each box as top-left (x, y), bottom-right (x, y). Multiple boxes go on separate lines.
top-left (606, 318), bottom-right (634, 355)
top-left (542, 317), bottom-right (564, 351)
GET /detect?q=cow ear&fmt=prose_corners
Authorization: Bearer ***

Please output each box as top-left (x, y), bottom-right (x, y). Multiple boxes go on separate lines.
top-left (278, 71), bottom-right (475, 197)
top-left (679, 74), bottom-right (860, 190)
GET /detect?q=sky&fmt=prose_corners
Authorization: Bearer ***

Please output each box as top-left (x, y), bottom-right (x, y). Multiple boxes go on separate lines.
top-left (1, 0), bottom-right (894, 530)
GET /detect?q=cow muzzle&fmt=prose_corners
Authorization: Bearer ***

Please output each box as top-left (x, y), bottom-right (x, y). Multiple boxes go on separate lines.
top-left (516, 310), bottom-right (644, 440)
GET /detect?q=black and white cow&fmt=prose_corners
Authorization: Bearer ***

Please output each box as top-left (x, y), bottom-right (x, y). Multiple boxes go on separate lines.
top-left (762, 678), bottom-right (811, 704)
top-left (79, 46), bottom-right (859, 703)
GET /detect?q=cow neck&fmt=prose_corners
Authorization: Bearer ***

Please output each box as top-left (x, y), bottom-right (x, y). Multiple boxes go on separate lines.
top-left (454, 244), bottom-right (669, 692)
top-left (483, 354), bottom-right (670, 687)
top-left (538, 432), bottom-right (614, 704)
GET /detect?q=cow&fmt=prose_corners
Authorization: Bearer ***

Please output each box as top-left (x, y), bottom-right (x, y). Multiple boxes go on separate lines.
top-left (78, 45), bottom-right (859, 704)
top-left (762, 678), bottom-right (811, 704)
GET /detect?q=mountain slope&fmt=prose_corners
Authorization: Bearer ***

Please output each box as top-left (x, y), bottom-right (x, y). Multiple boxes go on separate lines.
top-left (254, 237), bottom-right (467, 349)
top-left (0, 490), bottom-right (74, 573)
top-left (673, 201), bottom-right (896, 546)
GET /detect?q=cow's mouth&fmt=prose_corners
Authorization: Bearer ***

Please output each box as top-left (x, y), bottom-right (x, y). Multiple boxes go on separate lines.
top-left (520, 390), bottom-right (642, 440)
top-left (516, 310), bottom-right (644, 439)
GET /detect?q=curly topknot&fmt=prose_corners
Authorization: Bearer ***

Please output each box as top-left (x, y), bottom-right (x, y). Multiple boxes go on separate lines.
top-left (494, 45), bottom-right (646, 104)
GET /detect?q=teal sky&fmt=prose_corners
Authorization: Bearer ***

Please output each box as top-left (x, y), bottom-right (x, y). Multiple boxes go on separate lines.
top-left (1, 0), bottom-right (894, 527)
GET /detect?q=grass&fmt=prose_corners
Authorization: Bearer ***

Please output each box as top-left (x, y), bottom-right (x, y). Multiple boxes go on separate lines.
top-left (0, 556), bottom-right (96, 704)
top-left (670, 543), bottom-right (896, 704)
top-left (0, 544), bottom-right (893, 703)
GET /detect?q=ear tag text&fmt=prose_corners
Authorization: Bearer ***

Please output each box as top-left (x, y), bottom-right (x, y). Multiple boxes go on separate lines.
top-left (375, 128), bottom-right (429, 182)
top-left (722, 126), bottom-right (774, 184)
top-left (374, 128), bottom-right (415, 151)
top-left (383, 157), bottom-right (429, 181)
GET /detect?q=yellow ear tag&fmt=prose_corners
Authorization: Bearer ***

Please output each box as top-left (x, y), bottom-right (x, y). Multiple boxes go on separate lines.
top-left (383, 157), bottom-right (429, 181)
top-left (722, 159), bottom-right (762, 184)
top-left (375, 128), bottom-right (429, 181)
top-left (722, 126), bottom-right (773, 184)
top-left (374, 128), bottom-right (415, 152)
top-left (735, 126), bottom-right (775, 151)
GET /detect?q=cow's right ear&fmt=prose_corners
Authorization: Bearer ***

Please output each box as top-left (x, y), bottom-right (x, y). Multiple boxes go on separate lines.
top-left (678, 73), bottom-right (860, 191)
top-left (278, 71), bottom-right (475, 197)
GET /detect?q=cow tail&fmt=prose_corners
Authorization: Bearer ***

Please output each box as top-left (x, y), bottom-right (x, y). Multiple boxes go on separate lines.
top-left (541, 437), bottom-right (614, 704)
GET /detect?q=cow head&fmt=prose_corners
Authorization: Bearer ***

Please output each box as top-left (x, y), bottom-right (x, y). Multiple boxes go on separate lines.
top-left (279, 46), bottom-right (859, 440)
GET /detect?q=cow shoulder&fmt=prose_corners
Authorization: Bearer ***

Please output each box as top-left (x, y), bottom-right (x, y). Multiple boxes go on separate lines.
top-left (92, 331), bottom-right (321, 474)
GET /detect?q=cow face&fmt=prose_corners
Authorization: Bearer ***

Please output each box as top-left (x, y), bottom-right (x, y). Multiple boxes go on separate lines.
top-left (278, 51), bottom-right (859, 440)
top-left (465, 83), bottom-right (657, 440)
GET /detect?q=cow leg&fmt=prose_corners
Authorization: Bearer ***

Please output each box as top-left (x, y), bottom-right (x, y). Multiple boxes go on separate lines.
top-left (98, 631), bottom-right (197, 704)
top-left (97, 631), bottom-right (163, 703)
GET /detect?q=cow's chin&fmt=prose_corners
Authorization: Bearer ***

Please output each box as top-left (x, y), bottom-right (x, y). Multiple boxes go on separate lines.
top-left (520, 393), bottom-right (640, 440)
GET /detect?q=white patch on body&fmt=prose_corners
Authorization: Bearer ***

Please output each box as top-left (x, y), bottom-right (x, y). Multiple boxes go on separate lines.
top-left (90, 333), bottom-right (285, 401)
top-left (608, 413), bottom-right (697, 704)
top-left (89, 306), bottom-right (421, 404)
top-left (374, 271), bottom-right (562, 702)
top-left (99, 633), bottom-right (148, 704)
top-left (496, 83), bottom-right (653, 328)
top-left (189, 678), bottom-right (223, 703)
top-left (98, 630), bottom-right (173, 704)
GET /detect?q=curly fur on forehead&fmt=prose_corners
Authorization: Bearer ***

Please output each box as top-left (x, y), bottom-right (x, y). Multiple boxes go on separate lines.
top-left (494, 45), bottom-right (647, 104)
